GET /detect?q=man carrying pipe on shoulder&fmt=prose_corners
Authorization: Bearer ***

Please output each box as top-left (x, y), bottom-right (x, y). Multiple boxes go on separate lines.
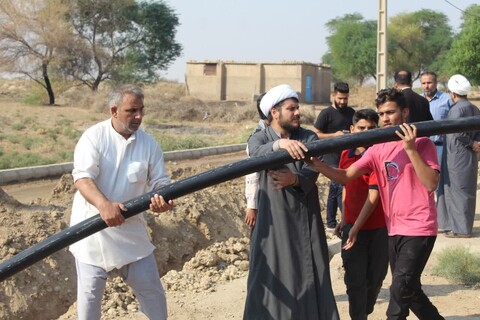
top-left (308, 88), bottom-right (445, 320)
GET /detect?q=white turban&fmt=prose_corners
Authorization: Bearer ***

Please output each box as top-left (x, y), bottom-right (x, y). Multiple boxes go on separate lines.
top-left (448, 74), bottom-right (471, 96)
top-left (259, 84), bottom-right (298, 117)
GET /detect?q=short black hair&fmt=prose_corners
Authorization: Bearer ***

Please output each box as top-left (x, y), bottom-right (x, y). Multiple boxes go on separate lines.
top-left (420, 71), bottom-right (438, 82)
top-left (352, 108), bottom-right (379, 125)
top-left (256, 92), bottom-right (267, 120)
top-left (393, 70), bottom-right (412, 85)
top-left (333, 82), bottom-right (349, 94)
top-left (375, 88), bottom-right (407, 109)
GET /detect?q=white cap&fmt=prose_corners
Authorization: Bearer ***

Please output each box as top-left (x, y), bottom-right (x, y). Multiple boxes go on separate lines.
top-left (259, 84), bottom-right (298, 117)
top-left (448, 74), bottom-right (471, 96)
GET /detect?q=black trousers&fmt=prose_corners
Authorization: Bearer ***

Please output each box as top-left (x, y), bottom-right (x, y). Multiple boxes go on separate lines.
top-left (387, 235), bottom-right (444, 320)
top-left (341, 225), bottom-right (389, 320)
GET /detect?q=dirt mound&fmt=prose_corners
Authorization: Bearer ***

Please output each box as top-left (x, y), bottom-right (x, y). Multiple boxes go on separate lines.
top-left (0, 160), bottom-right (252, 319)
top-left (0, 153), bottom-right (333, 320)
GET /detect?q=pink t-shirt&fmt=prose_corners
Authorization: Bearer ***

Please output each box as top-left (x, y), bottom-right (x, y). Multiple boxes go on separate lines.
top-left (352, 137), bottom-right (440, 236)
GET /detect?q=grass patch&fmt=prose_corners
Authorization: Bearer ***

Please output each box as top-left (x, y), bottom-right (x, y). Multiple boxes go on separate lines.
top-left (22, 90), bottom-right (45, 105)
top-left (433, 246), bottom-right (480, 287)
top-left (153, 133), bottom-right (209, 152)
top-left (56, 150), bottom-right (73, 162)
top-left (0, 152), bottom-right (56, 169)
top-left (11, 123), bottom-right (26, 130)
top-left (56, 118), bottom-right (73, 126)
top-left (63, 127), bottom-right (82, 140)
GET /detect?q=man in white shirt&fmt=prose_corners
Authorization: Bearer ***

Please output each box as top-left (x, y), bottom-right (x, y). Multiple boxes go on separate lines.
top-left (70, 84), bottom-right (173, 320)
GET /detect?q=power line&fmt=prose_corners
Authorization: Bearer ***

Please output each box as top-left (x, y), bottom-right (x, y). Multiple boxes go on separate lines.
top-left (443, 0), bottom-right (480, 19)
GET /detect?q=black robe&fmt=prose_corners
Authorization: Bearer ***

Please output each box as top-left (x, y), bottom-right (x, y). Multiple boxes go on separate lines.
top-left (243, 126), bottom-right (339, 320)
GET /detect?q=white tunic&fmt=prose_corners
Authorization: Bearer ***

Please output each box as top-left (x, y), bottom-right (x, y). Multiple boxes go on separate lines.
top-left (69, 119), bottom-right (170, 271)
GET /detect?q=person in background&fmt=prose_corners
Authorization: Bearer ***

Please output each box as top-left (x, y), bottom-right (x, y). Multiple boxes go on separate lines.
top-left (436, 74), bottom-right (480, 238)
top-left (244, 84), bottom-right (339, 320)
top-left (309, 88), bottom-right (445, 320)
top-left (313, 82), bottom-right (355, 232)
top-left (337, 109), bottom-right (388, 320)
top-left (69, 84), bottom-right (174, 320)
top-left (394, 70), bottom-right (433, 123)
top-left (244, 92), bottom-right (268, 228)
top-left (420, 71), bottom-right (452, 164)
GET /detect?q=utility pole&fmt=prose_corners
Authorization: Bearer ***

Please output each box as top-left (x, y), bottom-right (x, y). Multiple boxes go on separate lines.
top-left (376, 0), bottom-right (388, 91)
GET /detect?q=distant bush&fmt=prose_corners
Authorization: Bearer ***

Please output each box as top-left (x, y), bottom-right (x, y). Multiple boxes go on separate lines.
top-left (153, 134), bottom-right (209, 152)
top-left (433, 246), bottom-right (480, 287)
top-left (11, 123), bottom-right (26, 130)
top-left (0, 152), bottom-right (56, 169)
top-left (63, 127), bottom-right (82, 140)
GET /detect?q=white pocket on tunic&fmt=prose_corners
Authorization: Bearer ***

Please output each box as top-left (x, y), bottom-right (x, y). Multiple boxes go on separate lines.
top-left (127, 161), bottom-right (148, 183)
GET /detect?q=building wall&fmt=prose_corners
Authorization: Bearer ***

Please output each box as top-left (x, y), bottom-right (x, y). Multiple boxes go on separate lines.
top-left (223, 63), bottom-right (260, 100)
top-left (186, 61), bottom-right (331, 103)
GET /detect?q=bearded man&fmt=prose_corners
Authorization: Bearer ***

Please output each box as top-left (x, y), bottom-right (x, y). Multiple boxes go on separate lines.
top-left (313, 82), bottom-right (355, 232)
top-left (243, 84), bottom-right (339, 320)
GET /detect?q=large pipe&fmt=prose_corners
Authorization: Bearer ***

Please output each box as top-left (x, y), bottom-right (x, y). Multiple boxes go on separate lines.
top-left (1, 116), bottom-right (480, 281)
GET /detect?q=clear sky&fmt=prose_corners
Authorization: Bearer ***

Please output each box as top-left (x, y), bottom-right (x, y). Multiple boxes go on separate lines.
top-left (161, 0), bottom-right (476, 82)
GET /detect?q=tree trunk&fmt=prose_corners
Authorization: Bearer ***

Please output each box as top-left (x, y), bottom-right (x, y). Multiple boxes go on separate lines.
top-left (91, 75), bottom-right (102, 91)
top-left (42, 63), bottom-right (55, 105)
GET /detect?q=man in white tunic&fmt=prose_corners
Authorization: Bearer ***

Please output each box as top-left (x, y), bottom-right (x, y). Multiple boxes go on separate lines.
top-left (69, 84), bottom-right (173, 320)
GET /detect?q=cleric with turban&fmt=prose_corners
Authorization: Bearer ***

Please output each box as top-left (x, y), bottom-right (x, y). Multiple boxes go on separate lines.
top-left (259, 84), bottom-right (299, 118)
top-left (437, 74), bottom-right (480, 238)
top-left (244, 84), bottom-right (339, 319)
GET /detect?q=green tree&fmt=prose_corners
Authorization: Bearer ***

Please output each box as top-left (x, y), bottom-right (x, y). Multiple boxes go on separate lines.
top-left (0, 0), bottom-right (73, 105)
top-left (444, 4), bottom-right (480, 85)
top-left (66, 0), bottom-right (182, 90)
top-left (323, 13), bottom-right (377, 85)
top-left (388, 9), bottom-right (453, 80)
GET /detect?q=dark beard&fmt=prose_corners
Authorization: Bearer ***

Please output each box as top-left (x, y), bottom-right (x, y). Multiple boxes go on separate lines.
top-left (279, 115), bottom-right (300, 133)
top-left (334, 101), bottom-right (348, 109)
top-left (281, 123), bottom-right (298, 133)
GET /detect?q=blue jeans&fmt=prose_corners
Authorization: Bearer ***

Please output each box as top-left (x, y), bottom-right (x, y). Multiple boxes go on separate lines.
top-left (326, 180), bottom-right (342, 228)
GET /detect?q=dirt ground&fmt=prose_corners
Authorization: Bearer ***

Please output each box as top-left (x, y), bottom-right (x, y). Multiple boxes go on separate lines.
top-left (0, 151), bottom-right (479, 320)
top-left (1, 87), bottom-right (480, 319)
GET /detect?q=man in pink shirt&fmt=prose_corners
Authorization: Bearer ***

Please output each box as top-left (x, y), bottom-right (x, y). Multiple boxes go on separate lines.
top-left (308, 88), bottom-right (444, 320)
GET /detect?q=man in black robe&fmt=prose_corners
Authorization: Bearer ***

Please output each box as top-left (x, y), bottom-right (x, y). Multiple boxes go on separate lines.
top-left (243, 84), bottom-right (339, 320)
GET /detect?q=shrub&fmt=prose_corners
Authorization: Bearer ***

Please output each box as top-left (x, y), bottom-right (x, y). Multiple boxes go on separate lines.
top-left (153, 134), bottom-right (209, 152)
top-left (433, 246), bottom-right (480, 287)
top-left (11, 123), bottom-right (26, 130)
top-left (0, 152), bottom-right (55, 169)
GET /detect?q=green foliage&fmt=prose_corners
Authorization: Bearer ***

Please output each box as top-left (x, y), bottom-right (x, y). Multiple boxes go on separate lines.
top-left (22, 137), bottom-right (38, 150)
top-left (433, 246), bottom-right (480, 287)
top-left (154, 134), bottom-right (209, 152)
top-left (22, 90), bottom-right (45, 105)
top-left (444, 5), bottom-right (480, 85)
top-left (56, 119), bottom-right (73, 126)
top-left (0, 151), bottom-right (56, 169)
top-left (112, 1), bottom-right (182, 84)
top-left (67, 0), bottom-right (182, 89)
top-left (63, 127), bottom-right (82, 140)
top-left (56, 150), bottom-right (72, 162)
top-left (11, 123), bottom-right (26, 131)
top-left (388, 9), bottom-right (453, 79)
top-left (323, 13), bottom-right (377, 84)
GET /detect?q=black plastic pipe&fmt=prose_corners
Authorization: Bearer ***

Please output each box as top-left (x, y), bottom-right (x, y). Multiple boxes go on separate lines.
top-left (1, 116), bottom-right (480, 281)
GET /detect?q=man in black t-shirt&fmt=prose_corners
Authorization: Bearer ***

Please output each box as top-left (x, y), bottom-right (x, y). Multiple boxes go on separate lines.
top-left (313, 82), bottom-right (355, 232)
